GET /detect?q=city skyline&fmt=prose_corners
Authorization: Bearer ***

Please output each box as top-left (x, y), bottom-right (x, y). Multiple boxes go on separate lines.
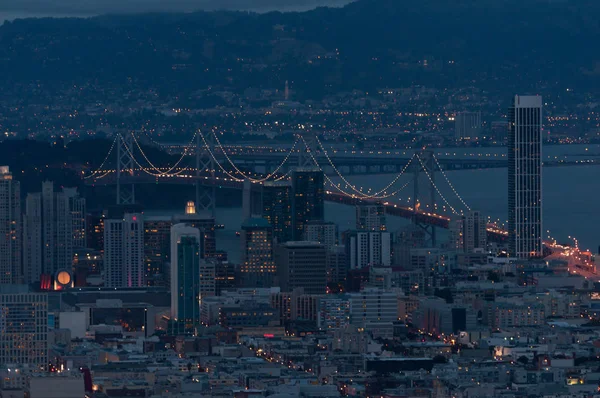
top-left (0, 0), bottom-right (597, 395)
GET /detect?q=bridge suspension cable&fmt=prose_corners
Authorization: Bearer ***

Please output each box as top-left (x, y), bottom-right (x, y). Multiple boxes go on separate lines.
top-left (312, 135), bottom-right (415, 199)
top-left (83, 135), bottom-right (119, 179)
top-left (199, 133), bottom-right (245, 182)
top-left (299, 136), bottom-right (410, 200)
top-left (415, 154), bottom-right (459, 215)
top-left (210, 130), bottom-right (298, 183)
top-left (130, 131), bottom-right (197, 176)
top-left (432, 154), bottom-right (471, 211)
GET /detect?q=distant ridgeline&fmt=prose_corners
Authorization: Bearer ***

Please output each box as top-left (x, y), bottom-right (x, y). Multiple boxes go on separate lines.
top-left (0, 0), bottom-right (598, 99)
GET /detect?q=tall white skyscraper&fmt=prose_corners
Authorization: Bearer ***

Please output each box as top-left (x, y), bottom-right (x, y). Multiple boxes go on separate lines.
top-left (508, 95), bottom-right (543, 258)
top-left (23, 182), bottom-right (73, 283)
top-left (104, 213), bottom-right (144, 288)
top-left (0, 166), bottom-right (21, 285)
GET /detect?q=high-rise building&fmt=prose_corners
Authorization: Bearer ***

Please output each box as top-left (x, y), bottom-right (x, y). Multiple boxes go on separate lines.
top-left (63, 187), bottom-right (86, 250)
top-left (0, 291), bottom-right (48, 366)
top-left (241, 218), bottom-right (275, 287)
top-left (508, 95), bottom-right (543, 258)
top-left (262, 181), bottom-right (293, 244)
top-left (104, 213), bottom-right (144, 288)
top-left (449, 211), bottom-right (487, 253)
top-left (304, 220), bottom-right (337, 250)
top-left (86, 212), bottom-right (104, 251)
top-left (345, 230), bottom-right (392, 269)
top-left (356, 204), bottom-right (386, 231)
top-left (144, 216), bottom-right (172, 286)
top-left (275, 241), bottom-right (327, 295)
top-left (392, 225), bottom-right (426, 267)
top-left (292, 168), bottom-right (324, 241)
top-left (23, 182), bottom-right (73, 284)
top-left (326, 245), bottom-right (347, 285)
top-left (455, 111), bottom-right (482, 141)
top-left (0, 166), bottom-right (21, 285)
top-left (173, 201), bottom-right (216, 258)
top-left (170, 224), bottom-right (202, 333)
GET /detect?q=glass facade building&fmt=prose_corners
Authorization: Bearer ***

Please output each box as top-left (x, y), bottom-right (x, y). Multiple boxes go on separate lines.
top-left (508, 95), bottom-right (543, 258)
top-left (291, 168), bottom-right (324, 241)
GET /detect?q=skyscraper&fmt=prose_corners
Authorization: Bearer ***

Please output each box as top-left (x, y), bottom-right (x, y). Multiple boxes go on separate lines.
top-left (0, 291), bottom-right (48, 366)
top-left (275, 241), bottom-right (327, 295)
top-left (23, 181), bottom-right (73, 284)
top-left (240, 218), bottom-right (275, 287)
top-left (170, 223), bottom-right (202, 333)
top-left (0, 167), bottom-right (21, 285)
top-left (356, 204), bottom-right (386, 231)
top-left (63, 187), bottom-right (86, 250)
top-left (508, 95), bottom-right (543, 258)
top-left (104, 213), bottom-right (144, 287)
top-left (173, 201), bottom-right (216, 258)
top-left (262, 181), bottom-right (293, 244)
top-left (292, 168), bottom-right (324, 241)
top-left (144, 216), bottom-right (172, 286)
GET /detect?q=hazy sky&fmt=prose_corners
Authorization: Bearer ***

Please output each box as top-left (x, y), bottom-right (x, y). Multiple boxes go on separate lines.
top-left (0, 0), bottom-right (355, 16)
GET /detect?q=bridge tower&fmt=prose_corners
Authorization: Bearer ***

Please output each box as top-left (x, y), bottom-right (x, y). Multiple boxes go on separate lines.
top-left (297, 132), bottom-right (319, 169)
top-left (116, 132), bottom-right (136, 205)
top-left (412, 149), bottom-right (437, 246)
top-left (195, 131), bottom-right (216, 217)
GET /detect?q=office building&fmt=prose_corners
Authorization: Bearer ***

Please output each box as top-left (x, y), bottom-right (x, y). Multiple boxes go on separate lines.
top-left (23, 181), bottom-right (73, 284)
top-left (292, 168), bottom-right (324, 240)
top-left (349, 288), bottom-right (398, 325)
top-left (170, 224), bottom-right (202, 333)
top-left (240, 218), bottom-right (275, 287)
top-left (63, 187), bottom-right (86, 249)
top-left (412, 298), bottom-right (477, 335)
top-left (317, 295), bottom-right (352, 330)
top-left (0, 166), bottom-right (21, 285)
top-left (144, 216), bottom-right (172, 286)
top-left (86, 212), bottom-right (104, 251)
top-left (356, 204), bottom-right (386, 231)
top-left (450, 210), bottom-right (487, 253)
top-left (392, 225), bottom-right (426, 267)
top-left (104, 213), bottom-right (144, 288)
top-left (173, 201), bottom-right (216, 258)
top-left (262, 181), bottom-right (293, 243)
top-left (345, 230), bottom-right (392, 269)
top-left (0, 292), bottom-right (48, 366)
top-left (304, 220), bottom-right (337, 250)
top-left (410, 248), bottom-right (453, 274)
top-left (455, 111), bottom-right (482, 141)
top-left (326, 244), bottom-right (347, 285)
top-left (508, 95), bottom-right (543, 258)
top-left (275, 241), bottom-right (327, 295)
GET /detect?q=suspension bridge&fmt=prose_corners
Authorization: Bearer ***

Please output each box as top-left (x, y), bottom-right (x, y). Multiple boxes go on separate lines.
top-left (82, 131), bottom-right (509, 243)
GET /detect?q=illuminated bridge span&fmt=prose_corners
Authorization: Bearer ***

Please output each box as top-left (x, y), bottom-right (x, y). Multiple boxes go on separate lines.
top-left (162, 143), bottom-right (599, 174)
top-left (82, 131), bottom-right (509, 244)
